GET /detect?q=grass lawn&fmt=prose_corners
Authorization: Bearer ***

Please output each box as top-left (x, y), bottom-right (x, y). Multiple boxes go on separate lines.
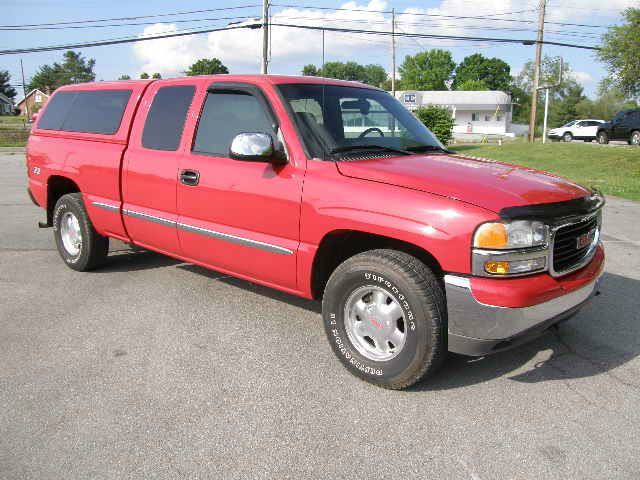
top-left (0, 116), bottom-right (27, 125)
top-left (453, 141), bottom-right (640, 201)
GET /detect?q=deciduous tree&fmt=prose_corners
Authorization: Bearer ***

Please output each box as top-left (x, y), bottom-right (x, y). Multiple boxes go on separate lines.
top-left (454, 54), bottom-right (511, 91)
top-left (598, 8), bottom-right (640, 98)
top-left (184, 58), bottom-right (229, 76)
top-left (398, 49), bottom-right (455, 90)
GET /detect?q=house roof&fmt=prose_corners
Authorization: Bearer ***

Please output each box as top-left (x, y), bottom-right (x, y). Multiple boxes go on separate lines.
top-left (396, 90), bottom-right (511, 108)
top-left (0, 92), bottom-right (12, 105)
top-left (15, 88), bottom-right (50, 106)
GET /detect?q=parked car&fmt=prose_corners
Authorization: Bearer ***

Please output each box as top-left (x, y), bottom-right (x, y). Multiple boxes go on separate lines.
top-left (597, 109), bottom-right (640, 145)
top-left (547, 119), bottom-right (605, 142)
top-left (26, 76), bottom-right (605, 389)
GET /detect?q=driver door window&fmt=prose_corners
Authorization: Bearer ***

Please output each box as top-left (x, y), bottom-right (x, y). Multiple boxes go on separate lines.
top-left (193, 92), bottom-right (275, 157)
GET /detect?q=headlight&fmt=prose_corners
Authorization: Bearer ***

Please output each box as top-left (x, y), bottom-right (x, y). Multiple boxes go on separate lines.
top-left (474, 220), bottom-right (549, 250)
top-left (472, 220), bottom-right (550, 277)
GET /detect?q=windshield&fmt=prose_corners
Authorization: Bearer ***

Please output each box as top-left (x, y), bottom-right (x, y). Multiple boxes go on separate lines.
top-left (277, 83), bottom-right (444, 159)
top-left (562, 120), bottom-right (577, 127)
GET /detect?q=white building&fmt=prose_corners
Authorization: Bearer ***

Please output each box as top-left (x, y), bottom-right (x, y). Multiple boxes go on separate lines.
top-left (396, 90), bottom-right (514, 136)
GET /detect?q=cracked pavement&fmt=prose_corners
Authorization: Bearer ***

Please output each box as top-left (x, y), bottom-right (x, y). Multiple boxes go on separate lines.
top-left (1, 152), bottom-right (639, 479)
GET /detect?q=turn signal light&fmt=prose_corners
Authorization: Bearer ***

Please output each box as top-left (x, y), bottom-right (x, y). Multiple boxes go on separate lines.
top-left (484, 261), bottom-right (510, 274)
top-left (474, 223), bottom-right (508, 249)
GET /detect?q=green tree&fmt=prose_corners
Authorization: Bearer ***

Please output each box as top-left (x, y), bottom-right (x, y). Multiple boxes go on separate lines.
top-left (139, 72), bottom-right (150, 79)
top-left (414, 105), bottom-right (454, 145)
top-left (0, 70), bottom-right (17, 101)
top-left (302, 64), bottom-right (319, 76)
top-left (184, 58), bottom-right (229, 76)
top-left (453, 54), bottom-right (511, 91)
top-left (117, 74), bottom-right (131, 80)
top-left (300, 61), bottom-right (388, 87)
top-left (29, 51), bottom-right (96, 92)
top-left (151, 73), bottom-right (162, 79)
top-left (398, 49), bottom-right (455, 90)
top-left (598, 8), bottom-right (640, 98)
top-left (455, 79), bottom-right (487, 91)
top-left (576, 78), bottom-right (638, 120)
top-left (510, 56), bottom-right (584, 127)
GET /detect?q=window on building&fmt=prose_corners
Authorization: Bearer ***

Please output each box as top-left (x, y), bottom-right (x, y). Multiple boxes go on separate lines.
top-left (38, 89), bottom-right (132, 134)
top-left (193, 92), bottom-right (275, 157)
top-left (35, 94), bottom-right (42, 102)
top-left (142, 85), bottom-right (195, 151)
top-left (472, 112), bottom-right (480, 121)
top-left (496, 113), bottom-right (503, 121)
top-left (484, 114), bottom-right (491, 122)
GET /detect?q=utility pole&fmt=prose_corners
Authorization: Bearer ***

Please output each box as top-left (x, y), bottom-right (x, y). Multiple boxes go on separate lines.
top-left (20, 59), bottom-right (29, 119)
top-left (261, 0), bottom-right (269, 74)
top-left (528, 0), bottom-right (546, 143)
top-left (391, 8), bottom-right (396, 97)
top-left (322, 29), bottom-right (325, 72)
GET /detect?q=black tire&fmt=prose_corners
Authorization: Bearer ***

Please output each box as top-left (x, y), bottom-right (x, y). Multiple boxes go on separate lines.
top-left (563, 132), bottom-right (573, 142)
top-left (53, 193), bottom-right (109, 271)
top-left (630, 130), bottom-right (640, 146)
top-left (322, 249), bottom-right (446, 390)
top-left (597, 131), bottom-right (609, 144)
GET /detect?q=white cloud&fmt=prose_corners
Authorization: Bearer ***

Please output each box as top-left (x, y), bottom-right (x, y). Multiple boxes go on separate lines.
top-left (570, 70), bottom-right (595, 85)
top-left (131, 0), bottom-right (633, 78)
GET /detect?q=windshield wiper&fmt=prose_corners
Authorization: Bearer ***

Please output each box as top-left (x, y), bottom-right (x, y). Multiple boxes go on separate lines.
top-left (330, 144), bottom-right (413, 156)
top-left (406, 144), bottom-right (454, 154)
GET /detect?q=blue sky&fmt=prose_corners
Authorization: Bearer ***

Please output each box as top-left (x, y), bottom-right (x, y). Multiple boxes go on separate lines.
top-left (2, 0), bottom-right (632, 98)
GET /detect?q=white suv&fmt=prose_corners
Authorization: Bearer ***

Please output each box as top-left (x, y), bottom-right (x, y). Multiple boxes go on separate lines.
top-left (548, 119), bottom-right (605, 142)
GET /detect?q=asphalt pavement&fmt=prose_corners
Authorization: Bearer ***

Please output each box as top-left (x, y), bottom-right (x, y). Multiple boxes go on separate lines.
top-left (1, 152), bottom-right (640, 479)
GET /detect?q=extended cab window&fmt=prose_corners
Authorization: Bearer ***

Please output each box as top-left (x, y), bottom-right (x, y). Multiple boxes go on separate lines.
top-left (39, 89), bottom-right (132, 134)
top-left (193, 92), bottom-right (275, 157)
top-left (142, 85), bottom-right (195, 151)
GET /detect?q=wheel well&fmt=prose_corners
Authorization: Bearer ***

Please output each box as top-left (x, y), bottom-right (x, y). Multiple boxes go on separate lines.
top-left (46, 176), bottom-right (80, 226)
top-left (310, 230), bottom-right (443, 300)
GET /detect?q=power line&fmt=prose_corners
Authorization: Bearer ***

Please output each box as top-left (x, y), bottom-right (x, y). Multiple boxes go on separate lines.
top-left (0, 15), bottom-right (257, 31)
top-left (0, 23), bottom-right (258, 56)
top-left (269, 23), bottom-right (600, 50)
top-left (272, 3), bottom-right (609, 29)
top-left (0, 18), bottom-right (601, 57)
top-left (0, 4), bottom-right (260, 28)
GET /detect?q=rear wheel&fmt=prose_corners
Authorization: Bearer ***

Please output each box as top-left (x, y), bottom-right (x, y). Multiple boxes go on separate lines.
top-left (630, 130), bottom-right (640, 146)
top-left (322, 249), bottom-right (447, 390)
top-left (563, 132), bottom-right (573, 142)
top-left (53, 193), bottom-right (109, 271)
top-left (597, 131), bottom-right (609, 144)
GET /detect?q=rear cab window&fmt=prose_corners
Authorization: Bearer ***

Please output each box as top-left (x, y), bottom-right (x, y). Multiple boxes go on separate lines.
top-left (142, 85), bottom-right (196, 151)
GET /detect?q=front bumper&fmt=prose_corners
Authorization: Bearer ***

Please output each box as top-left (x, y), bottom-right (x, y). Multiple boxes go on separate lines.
top-left (444, 271), bottom-right (602, 356)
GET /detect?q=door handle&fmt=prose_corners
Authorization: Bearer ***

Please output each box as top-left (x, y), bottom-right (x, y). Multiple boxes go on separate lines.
top-left (180, 169), bottom-right (200, 186)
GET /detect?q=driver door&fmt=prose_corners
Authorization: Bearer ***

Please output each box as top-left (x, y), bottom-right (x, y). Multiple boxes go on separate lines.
top-left (176, 83), bottom-right (303, 290)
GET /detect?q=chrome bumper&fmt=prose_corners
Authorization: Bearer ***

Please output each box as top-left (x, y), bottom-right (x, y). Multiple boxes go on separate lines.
top-left (444, 274), bottom-right (601, 356)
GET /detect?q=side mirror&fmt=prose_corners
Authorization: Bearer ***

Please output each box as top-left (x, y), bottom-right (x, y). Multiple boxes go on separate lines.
top-left (229, 132), bottom-right (287, 165)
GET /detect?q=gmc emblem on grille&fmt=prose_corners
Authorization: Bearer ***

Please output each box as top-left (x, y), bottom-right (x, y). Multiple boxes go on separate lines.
top-left (576, 229), bottom-right (595, 249)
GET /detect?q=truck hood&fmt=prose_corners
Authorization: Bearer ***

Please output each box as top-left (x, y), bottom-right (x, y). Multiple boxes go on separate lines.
top-left (335, 153), bottom-right (591, 213)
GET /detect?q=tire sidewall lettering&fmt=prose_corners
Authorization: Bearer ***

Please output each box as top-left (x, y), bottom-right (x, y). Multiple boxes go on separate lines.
top-left (325, 269), bottom-right (422, 379)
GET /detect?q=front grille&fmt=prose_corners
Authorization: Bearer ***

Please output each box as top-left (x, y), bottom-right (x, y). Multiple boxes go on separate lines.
top-left (552, 215), bottom-right (598, 273)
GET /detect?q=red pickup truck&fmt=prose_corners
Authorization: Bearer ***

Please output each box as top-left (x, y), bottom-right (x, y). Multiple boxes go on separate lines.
top-left (26, 75), bottom-right (604, 389)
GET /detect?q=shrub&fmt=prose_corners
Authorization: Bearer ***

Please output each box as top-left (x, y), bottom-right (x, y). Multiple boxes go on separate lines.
top-left (414, 105), bottom-right (455, 145)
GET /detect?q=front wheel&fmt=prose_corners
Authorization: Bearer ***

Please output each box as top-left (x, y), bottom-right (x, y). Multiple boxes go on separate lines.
top-left (598, 131), bottom-right (609, 144)
top-left (563, 132), bottom-right (573, 142)
top-left (53, 193), bottom-right (109, 271)
top-left (630, 130), bottom-right (640, 146)
top-left (322, 249), bottom-right (447, 390)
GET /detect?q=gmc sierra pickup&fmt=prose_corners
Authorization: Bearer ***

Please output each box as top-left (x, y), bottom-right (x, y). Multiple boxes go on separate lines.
top-left (27, 75), bottom-right (604, 389)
